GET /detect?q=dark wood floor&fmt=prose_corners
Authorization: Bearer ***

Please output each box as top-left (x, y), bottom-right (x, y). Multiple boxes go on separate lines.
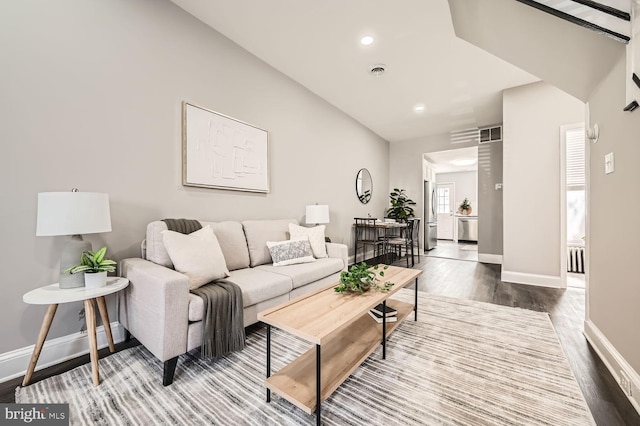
top-left (3, 255), bottom-right (638, 425)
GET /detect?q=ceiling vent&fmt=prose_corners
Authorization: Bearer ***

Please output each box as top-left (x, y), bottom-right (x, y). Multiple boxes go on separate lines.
top-left (479, 125), bottom-right (502, 144)
top-left (369, 64), bottom-right (386, 77)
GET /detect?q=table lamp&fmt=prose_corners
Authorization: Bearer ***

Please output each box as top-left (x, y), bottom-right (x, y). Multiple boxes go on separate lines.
top-left (306, 204), bottom-right (331, 242)
top-left (305, 204), bottom-right (329, 226)
top-left (36, 190), bottom-right (112, 289)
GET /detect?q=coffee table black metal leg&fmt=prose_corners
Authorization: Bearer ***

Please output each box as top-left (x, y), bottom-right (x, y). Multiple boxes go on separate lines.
top-left (266, 324), bottom-right (271, 402)
top-left (414, 278), bottom-right (418, 321)
top-left (316, 344), bottom-right (321, 425)
top-left (382, 300), bottom-right (387, 359)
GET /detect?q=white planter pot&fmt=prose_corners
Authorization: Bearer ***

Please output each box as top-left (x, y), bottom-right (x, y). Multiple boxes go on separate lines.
top-left (84, 271), bottom-right (107, 289)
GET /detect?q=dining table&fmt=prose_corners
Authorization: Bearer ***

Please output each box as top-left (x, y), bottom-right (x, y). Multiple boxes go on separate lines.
top-left (353, 220), bottom-right (407, 264)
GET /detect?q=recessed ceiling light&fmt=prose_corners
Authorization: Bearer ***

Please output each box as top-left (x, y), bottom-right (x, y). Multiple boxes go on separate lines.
top-left (360, 35), bottom-right (374, 46)
top-left (414, 104), bottom-right (426, 113)
top-left (451, 159), bottom-right (477, 166)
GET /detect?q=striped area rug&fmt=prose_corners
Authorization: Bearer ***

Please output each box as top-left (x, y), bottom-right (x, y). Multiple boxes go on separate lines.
top-left (16, 290), bottom-right (595, 425)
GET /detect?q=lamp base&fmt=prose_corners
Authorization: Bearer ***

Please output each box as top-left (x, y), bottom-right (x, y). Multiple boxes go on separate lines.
top-left (58, 235), bottom-right (91, 289)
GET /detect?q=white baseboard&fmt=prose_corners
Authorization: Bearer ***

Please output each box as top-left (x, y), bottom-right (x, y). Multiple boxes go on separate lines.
top-left (501, 270), bottom-right (562, 288)
top-left (478, 253), bottom-right (503, 264)
top-left (584, 319), bottom-right (640, 414)
top-left (0, 321), bottom-right (125, 384)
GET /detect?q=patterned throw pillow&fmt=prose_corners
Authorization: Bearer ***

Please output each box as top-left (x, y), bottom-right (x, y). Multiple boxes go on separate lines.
top-left (266, 237), bottom-right (316, 267)
top-left (289, 223), bottom-right (328, 258)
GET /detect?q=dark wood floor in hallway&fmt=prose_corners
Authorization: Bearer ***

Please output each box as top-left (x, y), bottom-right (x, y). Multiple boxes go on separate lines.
top-left (396, 255), bottom-right (640, 426)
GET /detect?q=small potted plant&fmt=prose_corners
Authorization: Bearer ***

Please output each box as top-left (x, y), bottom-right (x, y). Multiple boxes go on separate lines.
top-left (334, 263), bottom-right (393, 293)
top-left (458, 198), bottom-right (472, 215)
top-left (65, 246), bottom-right (116, 289)
top-left (386, 188), bottom-right (416, 222)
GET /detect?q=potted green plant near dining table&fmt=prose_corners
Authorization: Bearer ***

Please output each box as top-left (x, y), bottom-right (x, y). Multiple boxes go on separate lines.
top-left (64, 246), bottom-right (116, 289)
top-left (386, 188), bottom-right (416, 222)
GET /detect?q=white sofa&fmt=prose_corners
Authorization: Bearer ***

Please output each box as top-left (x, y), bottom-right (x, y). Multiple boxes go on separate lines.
top-left (118, 219), bottom-right (348, 385)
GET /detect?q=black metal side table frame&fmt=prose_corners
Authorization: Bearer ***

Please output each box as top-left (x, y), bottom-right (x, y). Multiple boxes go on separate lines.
top-left (265, 278), bottom-right (419, 425)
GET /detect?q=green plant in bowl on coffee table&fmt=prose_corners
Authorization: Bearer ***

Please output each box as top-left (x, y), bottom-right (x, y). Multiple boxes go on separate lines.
top-left (334, 263), bottom-right (393, 293)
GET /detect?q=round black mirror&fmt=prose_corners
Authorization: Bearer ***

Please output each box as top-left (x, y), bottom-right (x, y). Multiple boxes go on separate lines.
top-left (356, 168), bottom-right (372, 204)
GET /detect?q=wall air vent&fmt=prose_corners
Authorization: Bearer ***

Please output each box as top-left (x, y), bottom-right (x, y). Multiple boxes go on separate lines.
top-left (479, 125), bottom-right (502, 144)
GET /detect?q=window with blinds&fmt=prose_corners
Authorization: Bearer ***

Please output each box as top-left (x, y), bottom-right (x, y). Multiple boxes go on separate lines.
top-left (566, 128), bottom-right (585, 189)
top-left (565, 126), bottom-right (585, 246)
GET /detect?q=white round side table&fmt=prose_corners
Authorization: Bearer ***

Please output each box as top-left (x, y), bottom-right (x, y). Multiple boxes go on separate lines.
top-left (22, 277), bottom-right (129, 387)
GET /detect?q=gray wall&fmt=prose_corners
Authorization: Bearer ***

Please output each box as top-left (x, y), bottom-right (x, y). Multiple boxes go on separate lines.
top-left (477, 141), bottom-right (503, 256)
top-left (0, 0), bottom-right (389, 354)
top-left (588, 54), bottom-right (640, 373)
top-left (502, 82), bottom-right (584, 284)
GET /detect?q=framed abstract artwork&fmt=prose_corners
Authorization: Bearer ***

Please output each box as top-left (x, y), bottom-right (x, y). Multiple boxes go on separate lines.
top-left (182, 102), bottom-right (269, 193)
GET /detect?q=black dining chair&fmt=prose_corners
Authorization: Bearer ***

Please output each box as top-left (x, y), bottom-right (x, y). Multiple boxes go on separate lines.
top-left (354, 218), bottom-right (385, 263)
top-left (386, 220), bottom-right (414, 267)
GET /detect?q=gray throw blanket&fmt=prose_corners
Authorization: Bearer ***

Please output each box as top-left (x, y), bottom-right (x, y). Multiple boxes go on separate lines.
top-left (162, 218), bottom-right (202, 234)
top-left (162, 218), bottom-right (245, 359)
top-left (191, 280), bottom-right (245, 358)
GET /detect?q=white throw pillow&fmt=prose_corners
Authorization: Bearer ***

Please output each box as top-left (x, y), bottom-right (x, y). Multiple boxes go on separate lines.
top-left (162, 226), bottom-right (230, 290)
top-left (289, 223), bottom-right (328, 259)
top-left (266, 237), bottom-right (316, 267)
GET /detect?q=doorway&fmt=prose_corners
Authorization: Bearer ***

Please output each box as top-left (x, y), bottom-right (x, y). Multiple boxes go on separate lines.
top-left (423, 146), bottom-right (478, 262)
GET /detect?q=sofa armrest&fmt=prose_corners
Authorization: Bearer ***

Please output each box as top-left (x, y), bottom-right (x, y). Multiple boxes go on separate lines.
top-left (326, 243), bottom-right (348, 271)
top-left (118, 258), bottom-right (190, 362)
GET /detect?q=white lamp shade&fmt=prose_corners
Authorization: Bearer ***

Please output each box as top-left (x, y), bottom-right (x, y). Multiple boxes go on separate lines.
top-left (36, 192), bottom-right (112, 236)
top-left (306, 204), bottom-right (330, 224)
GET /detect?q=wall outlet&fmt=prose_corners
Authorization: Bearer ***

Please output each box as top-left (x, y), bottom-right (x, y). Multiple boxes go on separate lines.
top-left (620, 370), bottom-right (632, 396)
top-left (495, 183), bottom-right (503, 190)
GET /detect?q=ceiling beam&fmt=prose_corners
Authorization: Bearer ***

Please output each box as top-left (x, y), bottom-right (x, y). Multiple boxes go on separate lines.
top-left (514, 0), bottom-right (630, 43)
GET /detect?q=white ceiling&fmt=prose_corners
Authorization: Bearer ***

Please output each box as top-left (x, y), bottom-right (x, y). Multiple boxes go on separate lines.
top-left (424, 146), bottom-right (478, 173)
top-left (170, 0), bottom-right (539, 143)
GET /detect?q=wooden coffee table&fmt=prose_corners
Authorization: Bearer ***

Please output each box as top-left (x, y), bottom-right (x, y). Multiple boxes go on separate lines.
top-left (257, 265), bottom-right (422, 425)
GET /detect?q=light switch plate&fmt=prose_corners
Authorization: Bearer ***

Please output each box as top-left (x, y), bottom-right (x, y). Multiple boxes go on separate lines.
top-left (605, 152), bottom-right (615, 174)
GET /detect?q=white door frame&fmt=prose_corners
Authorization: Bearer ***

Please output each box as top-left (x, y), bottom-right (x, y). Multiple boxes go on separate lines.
top-left (560, 122), bottom-right (586, 289)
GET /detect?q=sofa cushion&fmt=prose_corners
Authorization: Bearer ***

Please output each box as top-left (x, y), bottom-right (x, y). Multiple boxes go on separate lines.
top-left (201, 221), bottom-right (250, 271)
top-left (162, 226), bottom-right (230, 290)
top-left (146, 220), bottom-right (250, 271)
top-left (146, 221), bottom-right (174, 268)
top-left (188, 293), bottom-right (204, 322)
top-left (266, 237), bottom-right (316, 267)
top-left (289, 223), bottom-right (328, 258)
top-left (227, 268), bottom-right (293, 307)
top-left (242, 219), bottom-right (298, 267)
top-left (256, 257), bottom-right (344, 289)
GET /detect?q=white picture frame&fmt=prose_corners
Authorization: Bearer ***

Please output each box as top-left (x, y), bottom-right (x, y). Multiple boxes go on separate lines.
top-left (182, 102), bottom-right (269, 193)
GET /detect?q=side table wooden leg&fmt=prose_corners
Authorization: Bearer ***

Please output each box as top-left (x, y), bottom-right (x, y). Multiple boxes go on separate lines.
top-left (22, 304), bottom-right (58, 386)
top-left (85, 299), bottom-right (100, 386)
top-left (96, 296), bottom-right (115, 352)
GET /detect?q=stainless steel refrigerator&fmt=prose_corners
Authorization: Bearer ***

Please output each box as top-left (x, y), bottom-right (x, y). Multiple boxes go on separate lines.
top-left (424, 180), bottom-right (438, 250)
